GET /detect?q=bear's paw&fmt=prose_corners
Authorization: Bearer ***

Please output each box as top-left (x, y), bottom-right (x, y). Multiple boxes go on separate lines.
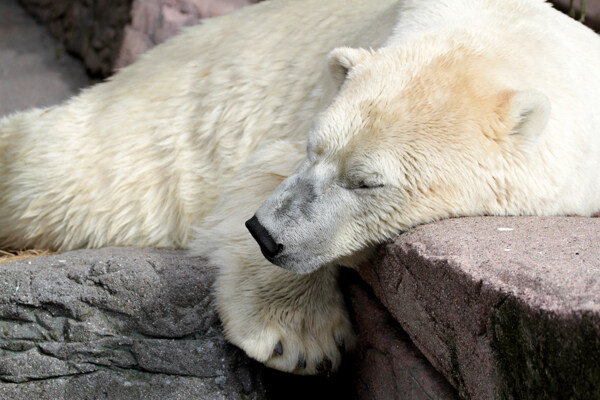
top-left (216, 263), bottom-right (355, 375)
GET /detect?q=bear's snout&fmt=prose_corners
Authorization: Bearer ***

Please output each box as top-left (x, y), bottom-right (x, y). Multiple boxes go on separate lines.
top-left (245, 215), bottom-right (283, 260)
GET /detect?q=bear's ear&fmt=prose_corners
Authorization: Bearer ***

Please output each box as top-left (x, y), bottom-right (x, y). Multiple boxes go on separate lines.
top-left (507, 90), bottom-right (551, 140)
top-left (328, 47), bottom-right (371, 87)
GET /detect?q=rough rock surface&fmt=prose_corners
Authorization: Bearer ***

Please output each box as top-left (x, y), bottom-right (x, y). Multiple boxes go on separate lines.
top-left (0, 247), bottom-right (269, 399)
top-left (343, 270), bottom-right (459, 400)
top-left (0, 0), bottom-right (90, 117)
top-left (361, 217), bottom-right (600, 400)
top-left (0, 246), bottom-right (461, 399)
top-left (18, 0), bottom-right (260, 76)
top-left (18, 0), bottom-right (134, 77)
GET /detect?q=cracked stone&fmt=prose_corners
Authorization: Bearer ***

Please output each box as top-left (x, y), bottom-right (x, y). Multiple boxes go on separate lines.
top-left (0, 248), bottom-right (269, 399)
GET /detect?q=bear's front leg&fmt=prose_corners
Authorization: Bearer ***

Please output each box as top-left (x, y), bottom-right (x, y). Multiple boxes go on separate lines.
top-left (191, 140), bottom-right (354, 373)
top-left (215, 255), bottom-right (355, 374)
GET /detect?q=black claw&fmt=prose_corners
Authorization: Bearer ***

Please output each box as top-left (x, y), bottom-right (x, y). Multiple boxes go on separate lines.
top-left (316, 358), bottom-right (333, 374)
top-left (323, 358), bottom-right (332, 372)
top-left (336, 337), bottom-right (345, 352)
top-left (297, 354), bottom-right (306, 369)
top-left (273, 340), bottom-right (283, 356)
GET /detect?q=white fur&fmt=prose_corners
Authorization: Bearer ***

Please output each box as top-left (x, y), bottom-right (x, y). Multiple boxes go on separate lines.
top-left (1, 0), bottom-right (599, 373)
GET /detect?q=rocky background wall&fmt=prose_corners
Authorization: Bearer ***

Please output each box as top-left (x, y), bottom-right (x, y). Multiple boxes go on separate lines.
top-left (17, 0), bottom-right (261, 77)
top-left (17, 0), bottom-right (600, 77)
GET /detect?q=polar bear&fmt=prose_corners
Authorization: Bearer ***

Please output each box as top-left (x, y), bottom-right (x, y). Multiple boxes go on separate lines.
top-left (1, 0), bottom-right (600, 374)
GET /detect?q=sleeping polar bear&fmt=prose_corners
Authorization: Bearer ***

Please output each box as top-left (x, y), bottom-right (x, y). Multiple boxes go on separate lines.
top-left (1, 0), bottom-right (599, 374)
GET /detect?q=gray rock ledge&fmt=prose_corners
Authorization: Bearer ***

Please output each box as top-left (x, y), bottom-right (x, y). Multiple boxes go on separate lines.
top-left (0, 247), bottom-right (267, 399)
top-left (0, 247), bottom-right (375, 400)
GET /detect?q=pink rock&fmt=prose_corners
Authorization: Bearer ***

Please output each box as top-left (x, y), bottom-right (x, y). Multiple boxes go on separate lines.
top-left (118, 27), bottom-right (155, 72)
top-left (115, 0), bottom-right (259, 69)
top-left (344, 272), bottom-right (459, 400)
top-left (188, 0), bottom-right (257, 18)
top-left (19, 0), bottom-right (260, 76)
top-left (361, 217), bottom-right (600, 399)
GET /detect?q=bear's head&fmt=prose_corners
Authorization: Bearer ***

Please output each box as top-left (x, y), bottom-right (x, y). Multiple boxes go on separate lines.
top-left (247, 43), bottom-right (551, 274)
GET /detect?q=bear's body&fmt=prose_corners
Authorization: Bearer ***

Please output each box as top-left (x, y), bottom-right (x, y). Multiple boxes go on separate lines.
top-left (0, 0), bottom-right (398, 251)
top-left (1, 0), bottom-right (599, 373)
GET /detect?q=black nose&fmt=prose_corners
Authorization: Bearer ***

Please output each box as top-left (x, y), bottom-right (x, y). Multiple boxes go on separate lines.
top-left (245, 215), bottom-right (283, 258)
